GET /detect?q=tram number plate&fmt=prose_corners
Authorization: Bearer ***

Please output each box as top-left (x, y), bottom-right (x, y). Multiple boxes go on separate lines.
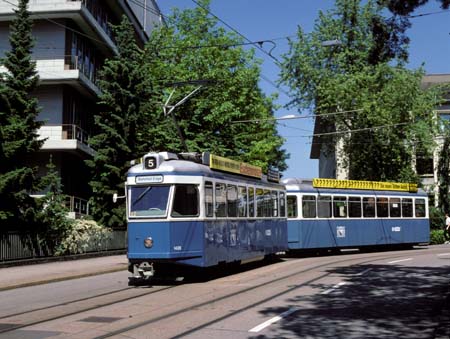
top-left (145, 157), bottom-right (157, 170)
top-left (391, 226), bottom-right (401, 232)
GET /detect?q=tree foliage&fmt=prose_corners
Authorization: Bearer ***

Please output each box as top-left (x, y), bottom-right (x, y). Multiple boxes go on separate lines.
top-left (86, 16), bottom-right (157, 228)
top-left (35, 157), bottom-right (74, 254)
top-left (373, 0), bottom-right (450, 63)
top-left (88, 2), bottom-right (289, 228)
top-left (438, 125), bottom-right (450, 213)
top-left (0, 0), bottom-right (43, 230)
top-left (144, 0), bottom-right (288, 172)
top-left (280, 0), bottom-right (443, 182)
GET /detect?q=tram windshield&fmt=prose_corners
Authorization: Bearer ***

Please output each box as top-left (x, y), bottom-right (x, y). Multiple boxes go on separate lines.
top-left (129, 185), bottom-right (170, 217)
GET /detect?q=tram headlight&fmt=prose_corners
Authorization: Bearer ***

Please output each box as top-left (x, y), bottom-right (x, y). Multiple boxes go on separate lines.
top-left (144, 237), bottom-right (153, 248)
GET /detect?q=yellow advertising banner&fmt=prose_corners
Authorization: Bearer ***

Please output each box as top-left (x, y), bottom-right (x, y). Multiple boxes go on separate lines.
top-left (209, 154), bottom-right (262, 179)
top-left (312, 178), bottom-right (418, 193)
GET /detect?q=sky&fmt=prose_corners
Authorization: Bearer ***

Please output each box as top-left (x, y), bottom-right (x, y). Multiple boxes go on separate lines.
top-left (157, 0), bottom-right (450, 179)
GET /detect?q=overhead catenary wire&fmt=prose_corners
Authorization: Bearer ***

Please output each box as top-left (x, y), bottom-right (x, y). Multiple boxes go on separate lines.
top-left (188, 0), bottom-right (291, 97)
top-left (232, 108), bottom-right (364, 124)
top-left (281, 122), bottom-right (413, 138)
top-left (407, 8), bottom-right (450, 18)
top-left (190, 0), bottom-right (280, 64)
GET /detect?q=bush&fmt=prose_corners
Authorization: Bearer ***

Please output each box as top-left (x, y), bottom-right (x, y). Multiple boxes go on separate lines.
top-left (429, 206), bottom-right (445, 230)
top-left (54, 219), bottom-right (112, 256)
top-left (430, 229), bottom-right (446, 245)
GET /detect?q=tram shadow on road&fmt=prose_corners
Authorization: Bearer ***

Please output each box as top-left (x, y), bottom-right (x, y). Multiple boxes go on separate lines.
top-left (131, 256), bottom-right (284, 287)
top-left (250, 263), bottom-right (450, 339)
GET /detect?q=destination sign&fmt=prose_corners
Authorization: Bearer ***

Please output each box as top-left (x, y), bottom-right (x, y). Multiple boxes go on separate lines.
top-left (135, 175), bottom-right (163, 184)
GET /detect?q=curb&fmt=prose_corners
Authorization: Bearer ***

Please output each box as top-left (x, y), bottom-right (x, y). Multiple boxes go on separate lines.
top-left (0, 250), bottom-right (126, 269)
top-left (0, 264), bottom-right (128, 292)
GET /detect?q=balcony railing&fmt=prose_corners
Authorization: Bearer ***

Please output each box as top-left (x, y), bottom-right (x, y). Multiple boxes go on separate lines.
top-left (39, 124), bottom-right (90, 146)
top-left (65, 195), bottom-right (90, 216)
top-left (63, 124), bottom-right (90, 144)
top-left (64, 55), bottom-right (98, 84)
top-left (70, 0), bottom-right (114, 42)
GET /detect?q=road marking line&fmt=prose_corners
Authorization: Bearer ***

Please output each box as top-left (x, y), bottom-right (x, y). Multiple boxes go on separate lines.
top-left (387, 258), bottom-right (413, 264)
top-left (248, 307), bottom-right (300, 333)
top-left (321, 281), bottom-right (347, 295)
top-left (437, 253), bottom-right (450, 257)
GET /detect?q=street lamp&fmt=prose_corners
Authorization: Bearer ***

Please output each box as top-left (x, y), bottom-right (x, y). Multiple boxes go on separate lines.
top-left (321, 39), bottom-right (342, 47)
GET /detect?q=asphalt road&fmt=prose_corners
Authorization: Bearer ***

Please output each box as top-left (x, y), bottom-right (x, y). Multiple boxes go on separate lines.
top-left (0, 246), bottom-right (449, 339)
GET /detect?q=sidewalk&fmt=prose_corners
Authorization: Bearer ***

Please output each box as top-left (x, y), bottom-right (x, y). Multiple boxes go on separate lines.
top-left (0, 254), bottom-right (128, 291)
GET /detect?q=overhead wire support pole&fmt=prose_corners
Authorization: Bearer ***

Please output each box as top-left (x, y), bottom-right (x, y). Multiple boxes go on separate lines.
top-left (162, 85), bottom-right (204, 153)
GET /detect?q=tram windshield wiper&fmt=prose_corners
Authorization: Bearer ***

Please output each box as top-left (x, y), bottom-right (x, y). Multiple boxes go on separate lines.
top-left (133, 186), bottom-right (153, 206)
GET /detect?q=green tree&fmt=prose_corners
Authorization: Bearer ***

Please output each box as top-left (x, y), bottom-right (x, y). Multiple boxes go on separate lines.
top-left (438, 125), bottom-right (450, 213)
top-left (280, 0), bottom-right (442, 182)
top-left (36, 157), bottom-right (74, 254)
top-left (0, 0), bottom-right (43, 231)
top-left (87, 16), bottom-right (157, 228)
top-left (143, 0), bottom-right (288, 172)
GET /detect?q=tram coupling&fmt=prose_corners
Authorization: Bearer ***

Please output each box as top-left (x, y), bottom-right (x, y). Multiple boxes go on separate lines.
top-left (129, 262), bottom-right (155, 285)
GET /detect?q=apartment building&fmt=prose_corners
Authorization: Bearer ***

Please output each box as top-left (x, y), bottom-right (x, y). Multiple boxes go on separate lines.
top-left (0, 0), bottom-right (162, 217)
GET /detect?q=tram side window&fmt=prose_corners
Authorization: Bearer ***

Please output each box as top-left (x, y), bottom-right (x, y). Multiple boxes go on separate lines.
top-left (363, 197), bottom-right (376, 218)
top-left (302, 195), bottom-right (316, 218)
top-left (377, 197), bottom-right (389, 218)
top-left (256, 188), bottom-right (264, 217)
top-left (279, 192), bottom-right (286, 217)
top-left (348, 197), bottom-right (362, 218)
top-left (172, 185), bottom-right (199, 217)
top-left (287, 195), bottom-right (298, 218)
top-left (402, 198), bottom-right (413, 217)
top-left (264, 190), bottom-right (273, 217)
top-left (227, 184), bottom-right (238, 218)
top-left (215, 183), bottom-right (227, 217)
top-left (238, 186), bottom-right (247, 217)
top-left (317, 196), bottom-right (331, 218)
top-left (333, 196), bottom-right (347, 218)
top-left (272, 191), bottom-right (279, 217)
top-left (389, 198), bottom-right (401, 218)
top-left (248, 187), bottom-right (255, 217)
top-left (205, 181), bottom-right (213, 217)
top-left (415, 198), bottom-right (426, 217)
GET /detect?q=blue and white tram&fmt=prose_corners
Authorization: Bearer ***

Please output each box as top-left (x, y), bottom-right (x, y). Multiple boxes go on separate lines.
top-left (282, 178), bottom-right (429, 251)
top-left (126, 152), bottom-right (287, 282)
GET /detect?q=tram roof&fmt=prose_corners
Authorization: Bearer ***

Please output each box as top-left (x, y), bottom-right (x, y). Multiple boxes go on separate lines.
top-left (128, 157), bottom-right (284, 187)
top-left (281, 178), bottom-right (428, 197)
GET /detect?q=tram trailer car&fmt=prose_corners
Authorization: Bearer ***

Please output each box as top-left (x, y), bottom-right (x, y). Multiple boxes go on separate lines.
top-left (126, 152), bottom-right (288, 283)
top-left (282, 178), bottom-right (430, 251)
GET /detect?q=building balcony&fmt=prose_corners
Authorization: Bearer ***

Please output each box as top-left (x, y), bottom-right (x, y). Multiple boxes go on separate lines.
top-left (65, 195), bottom-right (90, 218)
top-left (38, 124), bottom-right (95, 156)
top-left (0, 0), bottom-right (118, 55)
top-left (35, 55), bottom-right (101, 96)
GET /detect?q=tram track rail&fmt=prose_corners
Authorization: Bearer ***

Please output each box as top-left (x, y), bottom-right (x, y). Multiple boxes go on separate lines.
top-left (0, 285), bottom-right (175, 334)
top-left (0, 247), bottom-right (447, 338)
top-left (93, 248), bottom-right (442, 339)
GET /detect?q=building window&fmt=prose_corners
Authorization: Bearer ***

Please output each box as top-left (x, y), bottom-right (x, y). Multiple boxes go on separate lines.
top-left (416, 153), bottom-right (433, 176)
